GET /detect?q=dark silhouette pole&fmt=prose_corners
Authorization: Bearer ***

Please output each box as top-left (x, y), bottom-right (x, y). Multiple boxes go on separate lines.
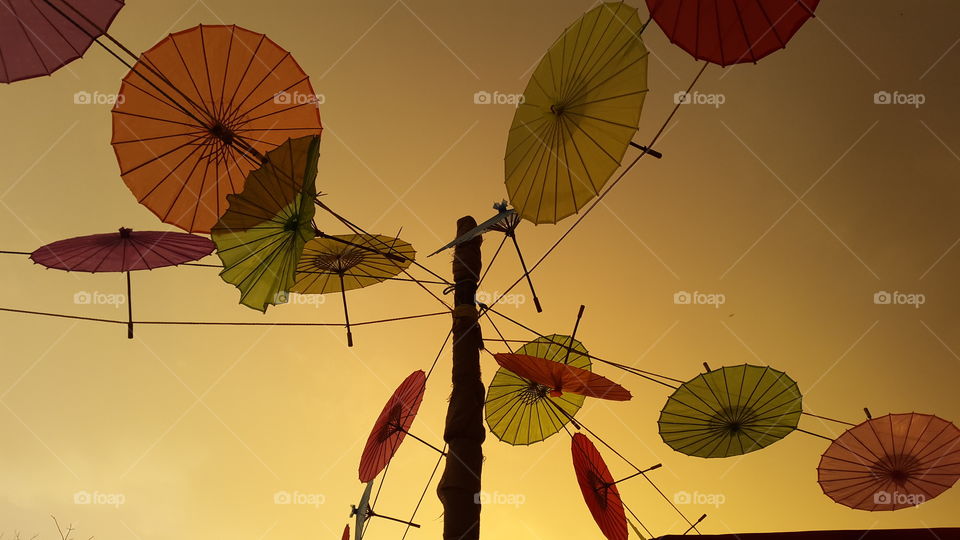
top-left (437, 216), bottom-right (485, 540)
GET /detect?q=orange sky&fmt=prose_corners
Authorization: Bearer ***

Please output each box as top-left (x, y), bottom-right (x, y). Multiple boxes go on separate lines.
top-left (1, 1), bottom-right (960, 538)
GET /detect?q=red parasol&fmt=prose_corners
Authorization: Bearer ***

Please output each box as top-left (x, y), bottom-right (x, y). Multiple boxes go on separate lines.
top-left (30, 227), bottom-right (214, 338)
top-left (493, 353), bottom-right (631, 401)
top-left (572, 433), bottom-right (628, 540)
top-left (818, 413), bottom-right (960, 511)
top-left (0, 0), bottom-right (124, 83)
top-left (358, 370), bottom-right (427, 482)
top-left (30, 227), bottom-right (214, 272)
top-left (341, 524), bottom-right (348, 540)
top-left (111, 24), bottom-right (323, 233)
top-left (645, 0), bottom-right (819, 66)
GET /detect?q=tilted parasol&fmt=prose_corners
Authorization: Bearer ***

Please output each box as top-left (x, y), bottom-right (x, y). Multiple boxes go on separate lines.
top-left (572, 433), bottom-right (628, 540)
top-left (211, 135), bottom-right (318, 312)
top-left (0, 0), bottom-right (123, 83)
top-left (505, 2), bottom-right (650, 225)
top-left (358, 370), bottom-right (428, 483)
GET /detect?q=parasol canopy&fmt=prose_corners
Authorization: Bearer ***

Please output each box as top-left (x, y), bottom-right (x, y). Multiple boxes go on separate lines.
top-left (658, 364), bottom-right (802, 458)
top-left (493, 352), bottom-right (631, 401)
top-left (358, 370), bottom-right (427, 482)
top-left (211, 135), bottom-right (318, 312)
top-left (30, 227), bottom-right (213, 272)
top-left (486, 334), bottom-right (591, 445)
top-left (818, 412), bottom-right (960, 511)
top-left (505, 2), bottom-right (649, 224)
top-left (111, 24), bottom-right (323, 233)
top-left (292, 233), bottom-right (414, 345)
top-left (572, 433), bottom-right (628, 540)
top-left (292, 234), bottom-right (414, 294)
top-left (0, 0), bottom-right (124, 83)
top-left (645, 0), bottom-right (819, 66)
top-left (30, 226), bottom-right (214, 338)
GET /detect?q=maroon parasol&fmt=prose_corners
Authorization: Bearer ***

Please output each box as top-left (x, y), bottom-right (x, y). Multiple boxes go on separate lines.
top-left (358, 370), bottom-right (427, 482)
top-left (0, 0), bottom-right (124, 83)
top-left (645, 0), bottom-right (819, 66)
top-left (30, 227), bottom-right (214, 338)
top-left (30, 227), bottom-right (214, 272)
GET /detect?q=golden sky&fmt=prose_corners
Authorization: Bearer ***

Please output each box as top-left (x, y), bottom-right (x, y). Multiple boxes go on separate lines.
top-left (1, 1), bottom-right (960, 538)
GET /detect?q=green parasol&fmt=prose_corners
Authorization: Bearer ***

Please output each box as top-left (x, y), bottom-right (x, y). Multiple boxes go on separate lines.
top-left (658, 364), bottom-right (802, 458)
top-left (485, 334), bottom-right (591, 445)
top-left (505, 2), bottom-right (650, 224)
top-left (211, 135), bottom-right (319, 312)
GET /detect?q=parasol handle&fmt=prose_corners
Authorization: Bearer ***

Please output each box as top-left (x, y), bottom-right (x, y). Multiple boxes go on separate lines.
top-left (367, 509), bottom-right (421, 528)
top-left (126, 271), bottom-right (133, 339)
top-left (682, 514), bottom-right (707, 535)
top-left (629, 141), bottom-right (663, 159)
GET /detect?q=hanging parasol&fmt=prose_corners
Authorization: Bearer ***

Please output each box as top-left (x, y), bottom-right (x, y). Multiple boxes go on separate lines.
top-left (818, 412), bottom-right (960, 511)
top-left (292, 233), bottom-right (415, 346)
top-left (658, 364), bottom-right (802, 458)
top-left (30, 227), bottom-right (214, 338)
top-left (340, 524), bottom-right (349, 540)
top-left (358, 370), bottom-right (429, 483)
top-left (645, 0), bottom-right (819, 66)
top-left (572, 433), bottom-right (628, 540)
top-left (211, 135), bottom-right (318, 313)
top-left (0, 0), bottom-right (124, 83)
top-left (486, 334), bottom-right (591, 445)
top-left (111, 24), bottom-right (323, 233)
top-left (505, 2), bottom-right (650, 225)
top-left (493, 352), bottom-right (631, 401)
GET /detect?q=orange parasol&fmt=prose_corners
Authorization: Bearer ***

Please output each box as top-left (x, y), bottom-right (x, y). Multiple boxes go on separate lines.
top-left (111, 24), bottom-right (322, 233)
top-left (493, 353), bottom-right (631, 401)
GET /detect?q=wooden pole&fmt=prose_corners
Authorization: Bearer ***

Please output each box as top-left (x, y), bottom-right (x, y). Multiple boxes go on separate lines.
top-left (437, 216), bottom-right (485, 540)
